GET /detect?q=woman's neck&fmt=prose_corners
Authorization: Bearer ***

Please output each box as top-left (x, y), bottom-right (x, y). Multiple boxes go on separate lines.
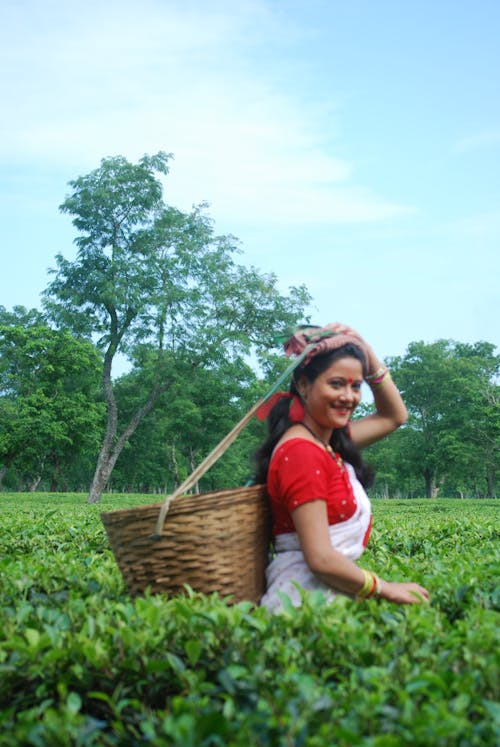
top-left (298, 417), bottom-right (333, 449)
top-left (300, 417), bottom-right (333, 447)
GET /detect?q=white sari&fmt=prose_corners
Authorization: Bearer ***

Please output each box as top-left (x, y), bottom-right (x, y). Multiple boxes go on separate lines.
top-left (260, 464), bottom-right (372, 613)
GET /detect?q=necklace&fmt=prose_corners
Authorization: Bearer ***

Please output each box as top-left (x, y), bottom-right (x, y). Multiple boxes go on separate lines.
top-left (300, 422), bottom-right (344, 471)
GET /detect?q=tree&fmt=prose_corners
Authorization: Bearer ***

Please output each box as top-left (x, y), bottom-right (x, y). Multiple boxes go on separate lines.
top-left (0, 307), bottom-right (104, 491)
top-left (110, 354), bottom-right (267, 494)
top-left (385, 340), bottom-right (499, 497)
top-left (43, 153), bottom-right (310, 502)
top-left (445, 342), bottom-right (500, 498)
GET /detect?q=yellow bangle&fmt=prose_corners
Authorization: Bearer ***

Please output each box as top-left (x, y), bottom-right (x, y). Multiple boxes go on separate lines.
top-left (357, 569), bottom-right (375, 598)
top-left (357, 570), bottom-right (381, 600)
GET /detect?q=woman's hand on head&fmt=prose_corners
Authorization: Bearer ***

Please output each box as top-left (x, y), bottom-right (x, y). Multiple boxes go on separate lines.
top-left (329, 322), bottom-right (364, 339)
top-left (379, 580), bottom-right (430, 604)
top-left (330, 323), bottom-right (376, 364)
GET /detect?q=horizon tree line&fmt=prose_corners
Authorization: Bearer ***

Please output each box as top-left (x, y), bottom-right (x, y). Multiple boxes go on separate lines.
top-left (1, 154), bottom-right (498, 500)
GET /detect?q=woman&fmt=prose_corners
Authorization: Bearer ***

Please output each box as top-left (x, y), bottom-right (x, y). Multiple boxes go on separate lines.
top-left (255, 322), bottom-right (429, 612)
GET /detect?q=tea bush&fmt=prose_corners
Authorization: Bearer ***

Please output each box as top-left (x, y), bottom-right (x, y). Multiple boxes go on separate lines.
top-left (0, 494), bottom-right (498, 746)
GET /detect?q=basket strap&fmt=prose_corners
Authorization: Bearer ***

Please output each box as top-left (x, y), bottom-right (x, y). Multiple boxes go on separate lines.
top-left (151, 344), bottom-right (317, 539)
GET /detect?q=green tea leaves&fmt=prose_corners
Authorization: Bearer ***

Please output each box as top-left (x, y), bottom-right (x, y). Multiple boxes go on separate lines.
top-left (0, 494), bottom-right (498, 745)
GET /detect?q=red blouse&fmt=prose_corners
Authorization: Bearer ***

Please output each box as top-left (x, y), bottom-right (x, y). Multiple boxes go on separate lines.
top-left (267, 438), bottom-right (358, 536)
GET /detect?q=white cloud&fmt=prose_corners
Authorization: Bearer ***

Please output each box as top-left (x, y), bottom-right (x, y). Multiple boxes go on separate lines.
top-left (0, 0), bottom-right (413, 226)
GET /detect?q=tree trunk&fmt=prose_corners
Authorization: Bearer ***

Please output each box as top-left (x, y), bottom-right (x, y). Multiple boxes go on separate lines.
top-left (88, 443), bottom-right (117, 503)
top-left (86, 304), bottom-right (174, 503)
top-left (485, 463), bottom-right (495, 498)
top-left (169, 440), bottom-right (181, 487)
top-left (0, 465), bottom-right (7, 491)
top-left (87, 367), bottom-right (167, 503)
top-left (424, 468), bottom-right (435, 499)
top-left (87, 345), bottom-right (119, 504)
top-left (27, 473), bottom-right (43, 492)
top-left (50, 457), bottom-right (61, 492)
top-left (189, 445), bottom-right (199, 494)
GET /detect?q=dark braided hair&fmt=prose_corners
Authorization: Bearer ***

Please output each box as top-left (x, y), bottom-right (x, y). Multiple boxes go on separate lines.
top-left (254, 344), bottom-right (375, 487)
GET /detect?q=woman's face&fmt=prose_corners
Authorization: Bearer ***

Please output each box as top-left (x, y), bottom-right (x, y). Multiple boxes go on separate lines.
top-left (300, 356), bottom-right (363, 434)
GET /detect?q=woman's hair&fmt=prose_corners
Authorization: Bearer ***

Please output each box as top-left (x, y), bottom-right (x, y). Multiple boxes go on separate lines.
top-left (254, 344), bottom-right (375, 487)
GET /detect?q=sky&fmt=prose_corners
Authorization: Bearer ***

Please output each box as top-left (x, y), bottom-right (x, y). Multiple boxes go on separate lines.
top-left (1, 0), bottom-right (499, 368)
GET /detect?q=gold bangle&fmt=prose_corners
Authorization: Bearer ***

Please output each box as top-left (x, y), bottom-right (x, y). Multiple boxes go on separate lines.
top-left (357, 570), bottom-right (382, 600)
top-left (357, 569), bottom-right (375, 599)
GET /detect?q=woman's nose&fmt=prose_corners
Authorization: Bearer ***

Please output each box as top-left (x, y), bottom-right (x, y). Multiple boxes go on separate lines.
top-left (339, 386), bottom-right (354, 401)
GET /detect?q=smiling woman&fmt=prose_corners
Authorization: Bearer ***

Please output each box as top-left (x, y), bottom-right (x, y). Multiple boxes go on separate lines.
top-left (254, 322), bottom-right (429, 613)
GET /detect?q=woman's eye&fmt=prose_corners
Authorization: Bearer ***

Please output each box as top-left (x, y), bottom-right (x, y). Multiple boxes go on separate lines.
top-left (329, 379), bottom-right (362, 390)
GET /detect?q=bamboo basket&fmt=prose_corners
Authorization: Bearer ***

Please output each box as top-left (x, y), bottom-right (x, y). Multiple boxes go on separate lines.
top-left (101, 483), bottom-right (271, 603)
top-left (101, 338), bottom-right (325, 603)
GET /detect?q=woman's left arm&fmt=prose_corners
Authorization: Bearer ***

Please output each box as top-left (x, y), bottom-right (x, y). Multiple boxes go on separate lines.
top-left (350, 344), bottom-right (408, 449)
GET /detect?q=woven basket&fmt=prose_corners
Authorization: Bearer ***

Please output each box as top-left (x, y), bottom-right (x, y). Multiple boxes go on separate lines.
top-left (101, 484), bottom-right (271, 603)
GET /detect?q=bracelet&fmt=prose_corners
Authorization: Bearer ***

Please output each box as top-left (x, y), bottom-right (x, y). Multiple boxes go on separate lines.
top-left (357, 569), bottom-right (380, 600)
top-left (357, 569), bottom-right (373, 597)
top-left (367, 574), bottom-right (378, 598)
top-left (365, 366), bottom-right (386, 382)
top-left (369, 370), bottom-right (392, 389)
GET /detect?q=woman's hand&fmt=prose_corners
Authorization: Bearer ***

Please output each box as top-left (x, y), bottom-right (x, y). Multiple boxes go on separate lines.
top-left (378, 580), bottom-right (430, 604)
top-left (327, 322), bottom-right (379, 372)
top-left (328, 322), bottom-right (366, 343)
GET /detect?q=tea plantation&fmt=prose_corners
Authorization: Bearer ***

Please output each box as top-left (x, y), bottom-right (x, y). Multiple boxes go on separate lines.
top-left (0, 494), bottom-right (498, 746)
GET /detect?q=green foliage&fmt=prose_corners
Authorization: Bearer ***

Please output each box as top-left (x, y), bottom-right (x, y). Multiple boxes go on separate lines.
top-left (111, 355), bottom-right (267, 492)
top-left (1, 304), bottom-right (498, 500)
top-left (0, 308), bottom-right (104, 491)
top-left (0, 494), bottom-right (498, 745)
top-left (366, 340), bottom-right (499, 498)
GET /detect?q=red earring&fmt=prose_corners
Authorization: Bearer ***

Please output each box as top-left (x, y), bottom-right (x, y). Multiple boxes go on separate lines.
top-left (289, 396), bottom-right (305, 422)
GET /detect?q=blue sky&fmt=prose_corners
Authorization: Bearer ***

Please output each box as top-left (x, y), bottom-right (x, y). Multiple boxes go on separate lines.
top-left (1, 0), bottom-right (499, 366)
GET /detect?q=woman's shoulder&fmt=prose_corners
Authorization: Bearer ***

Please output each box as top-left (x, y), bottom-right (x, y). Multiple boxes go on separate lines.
top-left (271, 436), bottom-right (329, 464)
top-left (267, 437), bottom-right (336, 500)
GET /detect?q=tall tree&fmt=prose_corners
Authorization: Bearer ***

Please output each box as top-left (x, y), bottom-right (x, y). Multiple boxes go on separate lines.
top-left (43, 153), bottom-right (310, 502)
